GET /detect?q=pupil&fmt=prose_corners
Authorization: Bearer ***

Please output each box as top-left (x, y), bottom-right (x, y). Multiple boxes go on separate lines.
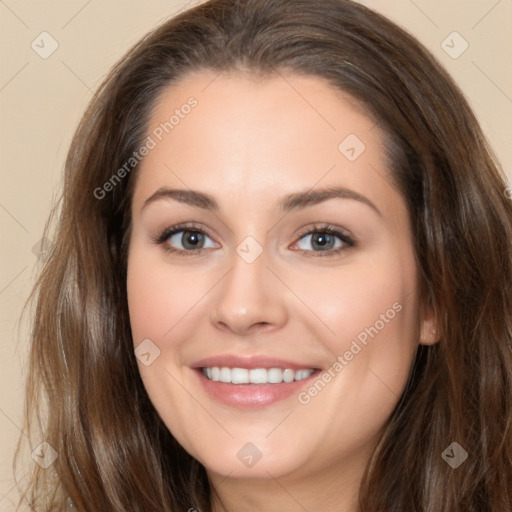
top-left (313, 232), bottom-right (333, 250)
top-left (183, 231), bottom-right (203, 249)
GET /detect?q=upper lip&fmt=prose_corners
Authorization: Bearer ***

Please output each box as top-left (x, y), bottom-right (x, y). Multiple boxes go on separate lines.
top-left (191, 354), bottom-right (321, 371)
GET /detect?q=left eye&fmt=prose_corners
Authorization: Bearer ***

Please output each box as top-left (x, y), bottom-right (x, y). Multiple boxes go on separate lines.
top-left (295, 230), bottom-right (346, 252)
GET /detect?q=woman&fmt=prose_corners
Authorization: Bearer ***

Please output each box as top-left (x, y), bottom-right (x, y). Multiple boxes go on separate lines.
top-left (15, 0), bottom-right (512, 510)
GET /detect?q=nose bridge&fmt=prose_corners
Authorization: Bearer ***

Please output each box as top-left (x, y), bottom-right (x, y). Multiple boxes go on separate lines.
top-left (209, 236), bottom-right (288, 334)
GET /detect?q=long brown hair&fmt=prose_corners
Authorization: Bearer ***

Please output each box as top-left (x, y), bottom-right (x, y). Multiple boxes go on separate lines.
top-left (14, 0), bottom-right (512, 510)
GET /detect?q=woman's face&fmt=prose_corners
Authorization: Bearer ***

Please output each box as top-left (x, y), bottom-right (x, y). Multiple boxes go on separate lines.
top-left (126, 70), bottom-right (437, 484)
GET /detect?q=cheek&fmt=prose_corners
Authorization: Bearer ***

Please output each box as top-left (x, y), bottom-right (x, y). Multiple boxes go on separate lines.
top-left (126, 246), bottom-right (204, 445)
top-left (304, 248), bottom-right (420, 407)
top-left (297, 249), bottom-right (418, 354)
top-left (126, 245), bottom-right (200, 344)
top-left (292, 252), bottom-right (419, 460)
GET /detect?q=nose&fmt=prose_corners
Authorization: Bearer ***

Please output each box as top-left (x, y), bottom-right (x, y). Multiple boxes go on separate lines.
top-left (209, 246), bottom-right (288, 337)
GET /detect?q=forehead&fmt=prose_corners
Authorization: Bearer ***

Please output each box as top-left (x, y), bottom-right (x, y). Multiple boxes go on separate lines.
top-left (132, 69), bottom-right (402, 221)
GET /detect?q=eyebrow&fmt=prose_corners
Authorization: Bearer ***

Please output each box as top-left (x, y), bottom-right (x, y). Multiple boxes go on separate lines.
top-left (142, 186), bottom-right (382, 217)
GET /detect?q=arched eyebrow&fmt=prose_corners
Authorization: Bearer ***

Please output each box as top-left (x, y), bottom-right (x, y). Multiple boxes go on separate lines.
top-left (141, 186), bottom-right (382, 217)
top-left (281, 187), bottom-right (382, 217)
top-left (142, 188), bottom-right (217, 212)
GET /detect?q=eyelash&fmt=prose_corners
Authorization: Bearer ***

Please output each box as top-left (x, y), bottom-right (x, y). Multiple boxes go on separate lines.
top-left (152, 222), bottom-right (356, 258)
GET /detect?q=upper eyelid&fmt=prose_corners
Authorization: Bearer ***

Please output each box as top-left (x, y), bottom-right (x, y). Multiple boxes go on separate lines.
top-left (155, 223), bottom-right (215, 244)
top-left (295, 224), bottom-right (352, 239)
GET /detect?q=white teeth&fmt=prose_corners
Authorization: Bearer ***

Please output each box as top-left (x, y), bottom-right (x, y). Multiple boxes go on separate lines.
top-left (267, 368), bottom-right (283, 383)
top-left (219, 367), bottom-right (231, 383)
top-left (249, 368), bottom-right (267, 384)
top-left (231, 368), bottom-right (249, 384)
top-left (283, 369), bottom-right (295, 383)
top-left (201, 367), bottom-right (315, 384)
top-left (295, 369), bottom-right (314, 381)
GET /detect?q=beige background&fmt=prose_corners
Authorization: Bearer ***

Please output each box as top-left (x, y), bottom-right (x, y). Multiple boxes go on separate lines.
top-left (1, 0), bottom-right (511, 509)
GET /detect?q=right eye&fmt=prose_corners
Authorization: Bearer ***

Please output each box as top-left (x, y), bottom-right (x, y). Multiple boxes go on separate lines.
top-left (154, 223), bottom-right (219, 256)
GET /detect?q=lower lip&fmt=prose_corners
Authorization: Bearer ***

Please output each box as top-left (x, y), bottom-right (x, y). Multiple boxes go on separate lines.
top-left (193, 368), bottom-right (320, 408)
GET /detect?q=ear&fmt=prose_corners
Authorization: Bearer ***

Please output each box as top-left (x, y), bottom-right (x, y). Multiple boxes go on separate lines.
top-left (418, 304), bottom-right (440, 346)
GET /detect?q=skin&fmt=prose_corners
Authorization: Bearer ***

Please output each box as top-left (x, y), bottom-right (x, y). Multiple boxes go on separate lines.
top-left (126, 70), bottom-right (439, 512)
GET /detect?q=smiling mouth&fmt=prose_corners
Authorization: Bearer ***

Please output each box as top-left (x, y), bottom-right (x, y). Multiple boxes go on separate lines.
top-left (200, 366), bottom-right (319, 384)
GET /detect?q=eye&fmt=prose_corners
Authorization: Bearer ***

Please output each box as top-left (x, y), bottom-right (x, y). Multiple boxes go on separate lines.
top-left (167, 230), bottom-right (216, 251)
top-left (293, 224), bottom-right (355, 257)
top-left (153, 223), bottom-right (218, 255)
